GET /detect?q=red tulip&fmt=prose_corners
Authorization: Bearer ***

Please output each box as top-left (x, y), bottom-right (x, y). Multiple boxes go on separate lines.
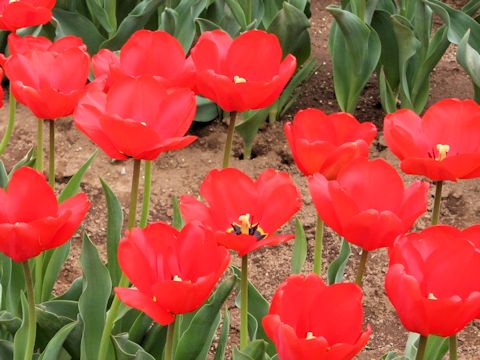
top-left (384, 98), bottom-right (480, 181)
top-left (263, 274), bottom-right (371, 360)
top-left (74, 76), bottom-right (197, 160)
top-left (115, 221), bottom-right (230, 325)
top-left (285, 108), bottom-right (377, 178)
top-left (190, 29), bottom-right (296, 112)
top-left (92, 30), bottom-right (195, 90)
top-left (0, 0), bottom-right (55, 32)
top-left (3, 34), bottom-right (90, 119)
top-left (308, 158), bottom-right (428, 251)
top-left (385, 225), bottom-right (480, 337)
top-left (0, 167), bottom-right (90, 262)
top-left (180, 168), bottom-right (301, 256)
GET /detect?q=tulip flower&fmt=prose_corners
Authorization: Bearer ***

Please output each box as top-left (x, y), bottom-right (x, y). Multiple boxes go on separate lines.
top-left (0, 167), bottom-right (90, 262)
top-left (115, 221), bottom-right (230, 325)
top-left (180, 168), bottom-right (301, 256)
top-left (309, 158), bottom-right (428, 251)
top-left (92, 30), bottom-right (195, 90)
top-left (384, 98), bottom-right (480, 181)
top-left (285, 108), bottom-right (377, 179)
top-left (190, 29), bottom-right (296, 112)
top-left (0, 0), bottom-right (55, 32)
top-left (74, 76), bottom-right (197, 160)
top-left (263, 274), bottom-right (371, 359)
top-left (3, 34), bottom-right (90, 119)
top-left (385, 225), bottom-right (480, 337)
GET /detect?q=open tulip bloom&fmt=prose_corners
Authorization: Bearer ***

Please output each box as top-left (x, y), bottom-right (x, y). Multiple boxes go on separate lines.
top-left (0, 0), bottom-right (55, 32)
top-left (115, 221), bottom-right (230, 325)
top-left (263, 274), bottom-right (371, 359)
top-left (180, 168), bottom-right (302, 256)
top-left (190, 29), bottom-right (296, 112)
top-left (386, 225), bottom-right (480, 338)
top-left (74, 76), bottom-right (197, 160)
top-left (384, 98), bottom-right (480, 181)
top-left (0, 167), bottom-right (90, 262)
top-left (285, 108), bottom-right (377, 178)
top-left (92, 30), bottom-right (195, 90)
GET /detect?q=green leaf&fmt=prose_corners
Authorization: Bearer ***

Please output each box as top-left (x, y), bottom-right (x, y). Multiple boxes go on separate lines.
top-left (233, 340), bottom-right (267, 360)
top-left (172, 196), bottom-right (185, 230)
top-left (39, 321), bottom-right (77, 360)
top-left (13, 293), bottom-right (29, 360)
top-left (0, 311), bottom-right (21, 334)
top-left (112, 334), bottom-right (155, 360)
top-left (195, 18), bottom-right (222, 32)
top-left (425, 335), bottom-right (448, 359)
top-left (140, 323), bottom-right (167, 358)
top-left (52, 8), bottom-right (106, 54)
top-left (0, 255), bottom-right (24, 316)
top-left (235, 108), bottom-right (270, 159)
top-left (58, 151), bottom-right (97, 203)
top-left (0, 340), bottom-right (13, 360)
top-left (101, 0), bottom-right (164, 50)
top-left (85, 0), bottom-right (115, 34)
top-left (173, 0), bottom-right (208, 51)
top-left (327, 239), bottom-right (351, 285)
top-left (195, 96), bottom-right (220, 122)
top-left (213, 308), bottom-right (230, 360)
top-left (291, 218), bottom-right (307, 274)
top-left (100, 178), bottom-right (124, 286)
top-left (40, 300), bottom-right (79, 321)
top-left (40, 242), bottom-right (70, 302)
top-left (79, 233), bottom-right (112, 360)
top-left (457, 31), bottom-right (480, 101)
top-left (54, 277), bottom-right (83, 301)
top-left (8, 148), bottom-right (36, 177)
top-left (175, 275), bottom-right (237, 360)
top-left (0, 161), bottom-right (7, 188)
top-left (226, 0), bottom-right (247, 29)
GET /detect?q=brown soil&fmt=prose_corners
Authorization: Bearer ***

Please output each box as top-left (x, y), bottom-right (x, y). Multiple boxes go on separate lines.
top-left (1, 0), bottom-right (480, 358)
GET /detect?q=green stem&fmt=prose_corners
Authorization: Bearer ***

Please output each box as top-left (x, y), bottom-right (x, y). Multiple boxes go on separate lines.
top-left (431, 181), bottom-right (443, 225)
top-left (22, 261), bottom-right (36, 360)
top-left (164, 321), bottom-right (176, 360)
top-left (240, 255), bottom-right (249, 350)
top-left (0, 88), bottom-right (16, 156)
top-left (222, 111), bottom-right (237, 168)
top-left (98, 159), bottom-right (142, 360)
top-left (140, 160), bottom-right (153, 228)
top-left (358, 0), bottom-right (366, 21)
top-left (355, 250), bottom-right (369, 286)
top-left (246, 0), bottom-right (252, 25)
top-left (449, 334), bottom-right (457, 360)
top-left (313, 217), bottom-right (324, 276)
top-left (416, 335), bottom-right (428, 360)
top-left (48, 120), bottom-right (55, 189)
top-left (36, 119), bottom-right (43, 172)
top-left (34, 254), bottom-right (43, 302)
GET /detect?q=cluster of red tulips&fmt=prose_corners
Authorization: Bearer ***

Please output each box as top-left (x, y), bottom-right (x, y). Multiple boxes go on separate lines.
top-left (1, 1), bottom-right (480, 360)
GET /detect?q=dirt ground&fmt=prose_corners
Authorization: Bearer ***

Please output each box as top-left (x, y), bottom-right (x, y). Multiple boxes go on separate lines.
top-left (1, 0), bottom-right (480, 358)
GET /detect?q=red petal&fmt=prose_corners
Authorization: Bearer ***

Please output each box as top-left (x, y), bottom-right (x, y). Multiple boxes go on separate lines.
top-left (191, 30), bottom-right (232, 73)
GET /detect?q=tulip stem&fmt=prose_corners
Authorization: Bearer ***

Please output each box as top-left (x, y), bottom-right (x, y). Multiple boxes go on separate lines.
top-left (22, 261), bottom-right (36, 360)
top-left (0, 88), bottom-right (16, 156)
top-left (240, 255), bottom-right (249, 350)
top-left (98, 159), bottom-right (142, 360)
top-left (431, 181), bottom-right (443, 225)
top-left (36, 119), bottom-right (43, 172)
top-left (223, 111), bottom-right (237, 168)
top-left (140, 160), bottom-right (153, 228)
top-left (165, 321), bottom-right (176, 360)
top-left (355, 249), bottom-right (369, 286)
top-left (416, 335), bottom-right (428, 360)
top-left (48, 120), bottom-right (55, 189)
top-left (449, 334), bottom-right (457, 360)
top-left (313, 217), bottom-right (324, 276)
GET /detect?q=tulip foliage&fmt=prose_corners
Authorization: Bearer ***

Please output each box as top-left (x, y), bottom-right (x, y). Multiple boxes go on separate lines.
top-left (1, 1), bottom-right (480, 360)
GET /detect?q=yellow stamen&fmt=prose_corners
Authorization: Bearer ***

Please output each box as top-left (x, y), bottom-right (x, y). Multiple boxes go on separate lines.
top-left (428, 292), bottom-right (437, 300)
top-left (234, 75), bottom-right (247, 84)
top-left (173, 275), bottom-right (182, 282)
top-left (152, 296), bottom-right (157, 302)
top-left (238, 214), bottom-right (251, 235)
top-left (306, 331), bottom-right (316, 340)
top-left (435, 144), bottom-right (450, 161)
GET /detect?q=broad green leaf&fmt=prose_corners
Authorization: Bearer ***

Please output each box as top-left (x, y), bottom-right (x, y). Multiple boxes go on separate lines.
top-left (52, 8), bottom-right (106, 54)
top-left (0, 340), bottom-right (13, 360)
top-left (0, 255), bottom-right (24, 316)
top-left (85, 0), bottom-right (114, 34)
top-left (58, 151), bottom-right (97, 203)
top-left (327, 239), bottom-right (351, 285)
top-left (13, 293), bottom-right (29, 360)
top-left (79, 233), bottom-right (112, 360)
top-left (112, 334), bottom-right (155, 360)
top-left (8, 148), bottom-right (36, 177)
top-left (457, 31), bottom-right (480, 102)
top-left (40, 300), bottom-right (79, 321)
top-left (233, 340), bottom-right (267, 360)
top-left (39, 321), bottom-right (77, 360)
top-left (226, 0), bottom-right (247, 29)
top-left (127, 312), bottom-right (152, 344)
top-left (213, 308), bottom-right (230, 360)
top-left (54, 277), bottom-right (83, 301)
top-left (35, 303), bottom-right (75, 349)
top-left (175, 275), bottom-right (237, 360)
top-left (100, 178), bottom-right (124, 286)
top-left (40, 242), bottom-right (70, 302)
top-left (425, 335), bottom-right (448, 359)
top-left (235, 108), bottom-right (270, 159)
top-left (0, 311), bottom-right (21, 334)
top-left (173, 0), bottom-right (208, 51)
top-left (195, 96), bottom-right (219, 122)
top-left (262, 0), bottom-right (283, 28)
top-left (195, 18), bottom-right (222, 32)
top-left (140, 323), bottom-right (167, 358)
top-left (291, 218), bottom-right (307, 274)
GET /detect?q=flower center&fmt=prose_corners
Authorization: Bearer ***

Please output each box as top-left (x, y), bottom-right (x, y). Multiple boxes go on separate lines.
top-left (435, 144), bottom-right (450, 161)
top-left (172, 275), bottom-right (183, 282)
top-left (152, 295), bottom-right (157, 302)
top-left (233, 75), bottom-right (247, 84)
top-left (227, 213), bottom-right (267, 240)
top-left (427, 292), bottom-right (438, 300)
top-left (306, 331), bottom-right (316, 340)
